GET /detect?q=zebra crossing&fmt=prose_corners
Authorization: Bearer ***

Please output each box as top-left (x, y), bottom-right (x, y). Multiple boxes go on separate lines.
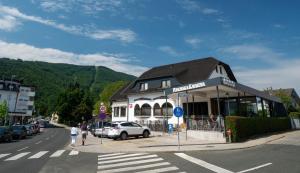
top-left (0, 149), bottom-right (79, 161)
top-left (97, 153), bottom-right (186, 173)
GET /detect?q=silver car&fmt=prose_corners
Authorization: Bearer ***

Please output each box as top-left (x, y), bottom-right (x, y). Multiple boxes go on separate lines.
top-left (94, 122), bottom-right (112, 138)
top-left (108, 122), bottom-right (151, 140)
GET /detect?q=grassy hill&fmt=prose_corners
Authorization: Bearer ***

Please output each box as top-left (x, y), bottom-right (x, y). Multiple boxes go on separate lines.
top-left (0, 58), bottom-right (136, 116)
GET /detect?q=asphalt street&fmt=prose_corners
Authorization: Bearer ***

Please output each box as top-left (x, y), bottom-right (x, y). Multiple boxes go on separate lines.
top-left (1, 128), bottom-right (300, 173)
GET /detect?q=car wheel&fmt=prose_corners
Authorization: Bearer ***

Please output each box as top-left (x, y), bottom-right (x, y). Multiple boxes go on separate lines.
top-left (143, 130), bottom-right (150, 138)
top-left (120, 132), bottom-right (128, 140)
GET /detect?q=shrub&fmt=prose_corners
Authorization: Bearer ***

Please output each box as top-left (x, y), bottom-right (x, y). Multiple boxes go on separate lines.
top-left (289, 112), bottom-right (300, 119)
top-left (225, 116), bottom-right (291, 142)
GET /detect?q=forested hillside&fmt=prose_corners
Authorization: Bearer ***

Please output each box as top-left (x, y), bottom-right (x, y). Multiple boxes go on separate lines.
top-left (0, 58), bottom-right (135, 116)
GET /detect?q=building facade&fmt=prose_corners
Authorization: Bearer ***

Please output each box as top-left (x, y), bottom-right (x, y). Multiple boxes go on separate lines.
top-left (110, 57), bottom-right (287, 128)
top-left (0, 79), bottom-right (35, 124)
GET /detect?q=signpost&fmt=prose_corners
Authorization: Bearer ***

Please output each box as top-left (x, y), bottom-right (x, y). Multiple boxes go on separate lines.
top-left (173, 106), bottom-right (183, 150)
top-left (99, 103), bottom-right (106, 144)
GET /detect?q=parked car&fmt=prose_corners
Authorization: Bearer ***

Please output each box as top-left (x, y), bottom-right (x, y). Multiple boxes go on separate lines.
top-left (0, 126), bottom-right (13, 142)
top-left (12, 125), bottom-right (27, 139)
top-left (94, 122), bottom-right (112, 138)
top-left (107, 122), bottom-right (151, 140)
top-left (25, 124), bottom-right (34, 136)
top-left (32, 124), bottom-right (40, 134)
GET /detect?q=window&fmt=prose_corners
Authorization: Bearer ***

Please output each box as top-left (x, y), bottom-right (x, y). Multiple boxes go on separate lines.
top-left (29, 96), bottom-right (34, 101)
top-left (162, 102), bottom-right (173, 116)
top-left (134, 104), bottom-right (141, 116)
top-left (0, 84), bottom-right (3, 89)
top-left (141, 103), bottom-right (151, 116)
top-left (28, 105), bottom-right (33, 110)
top-left (161, 80), bottom-right (171, 88)
top-left (219, 66), bottom-right (223, 74)
top-left (113, 107), bottom-right (119, 117)
top-left (153, 103), bottom-right (162, 116)
top-left (120, 107), bottom-right (126, 117)
top-left (215, 66), bottom-right (219, 73)
top-left (140, 83), bottom-right (148, 91)
top-left (121, 122), bottom-right (131, 127)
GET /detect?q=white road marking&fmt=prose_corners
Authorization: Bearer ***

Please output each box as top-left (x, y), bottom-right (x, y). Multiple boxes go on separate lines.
top-left (28, 151), bottom-right (49, 159)
top-left (237, 163), bottom-right (272, 173)
top-left (17, 146), bottom-right (29, 151)
top-left (98, 158), bottom-right (163, 169)
top-left (98, 154), bottom-right (158, 164)
top-left (35, 140), bottom-right (42, 144)
top-left (69, 150), bottom-right (79, 155)
top-left (98, 153), bottom-right (125, 158)
top-left (98, 153), bottom-right (147, 161)
top-left (175, 153), bottom-right (234, 173)
top-left (97, 162), bottom-right (170, 173)
top-left (5, 152), bottom-right (31, 161)
top-left (50, 150), bottom-right (65, 158)
top-left (135, 166), bottom-right (179, 173)
top-left (0, 153), bottom-right (11, 159)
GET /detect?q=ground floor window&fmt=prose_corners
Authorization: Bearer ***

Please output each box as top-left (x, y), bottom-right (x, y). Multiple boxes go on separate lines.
top-left (113, 107), bottom-right (119, 117)
top-left (141, 103), bottom-right (151, 116)
top-left (183, 102), bottom-right (208, 118)
top-left (162, 102), bottom-right (173, 116)
top-left (120, 107), bottom-right (126, 117)
top-left (134, 104), bottom-right (141, 116)
top-left (153, 103), bottom-right (162, 116)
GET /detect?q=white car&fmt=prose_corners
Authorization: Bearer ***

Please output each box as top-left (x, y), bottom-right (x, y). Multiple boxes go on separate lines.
top-left (94, 122), bottom-right (112, 137)
top-left (108, 122), bottom-right (151, 140)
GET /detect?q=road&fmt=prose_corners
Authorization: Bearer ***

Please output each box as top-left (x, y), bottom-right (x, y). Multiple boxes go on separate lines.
top-left (1, 128), bottom-right (300, 173)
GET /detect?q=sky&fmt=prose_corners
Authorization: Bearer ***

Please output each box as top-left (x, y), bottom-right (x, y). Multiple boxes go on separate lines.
top-left (0, 0), bottom-right (300, 93)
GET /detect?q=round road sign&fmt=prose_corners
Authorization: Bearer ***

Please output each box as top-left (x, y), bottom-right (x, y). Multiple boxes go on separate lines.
top-left (173, 107), bottom-right (184, 117)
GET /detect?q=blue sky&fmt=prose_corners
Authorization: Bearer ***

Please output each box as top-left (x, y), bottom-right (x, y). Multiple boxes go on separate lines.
top-left (0, 0), bottom-right (299, 92)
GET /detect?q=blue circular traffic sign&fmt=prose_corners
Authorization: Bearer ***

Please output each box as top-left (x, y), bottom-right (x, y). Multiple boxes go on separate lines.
top-left (173, 107), bottom-right (184, 117)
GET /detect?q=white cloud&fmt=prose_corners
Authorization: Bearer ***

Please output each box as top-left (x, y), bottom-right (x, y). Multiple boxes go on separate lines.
top-left (202, 8), bottom-right (219, 15)
top-left (0, 14), bottom-right (21, 31)
top-left (0, 40), bottom-right (148, 76)
top-left (235, 60), bottom-right (300, 94)
top-left (219, 44), bottom-right (300, 93)
top-left (219, 44), bottom-right (283, 62)
top-left (35, 0), bottom-right (122, 14)
top-left (158, 46), bottom-right (183, 57)
top-left (176, 0), bottom-right (220, 15)
top-left (88, 29), bottom-right (136, 43)
top-left (273, 24), bottom-right (285, 29)
top-left (184, 37), bottom-right (202, 48)
top-left (0, 5), bottom-right (136, 43)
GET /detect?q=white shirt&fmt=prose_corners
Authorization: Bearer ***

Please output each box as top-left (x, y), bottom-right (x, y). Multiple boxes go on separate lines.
top-left (71, 127), bottom-right (78, 135)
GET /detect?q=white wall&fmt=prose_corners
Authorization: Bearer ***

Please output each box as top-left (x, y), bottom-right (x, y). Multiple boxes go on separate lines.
top-left (112, 92), bottom-right (184, 125)
top-left (209, 65), bottom-right (229, 79)
top-left (15, 86), bottom-right (35, 116)
top-left (0, 90), bottom-right (18, 112)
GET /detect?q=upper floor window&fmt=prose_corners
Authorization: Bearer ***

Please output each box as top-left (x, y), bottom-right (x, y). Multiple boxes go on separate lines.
top-left (140, 83), bottom-right (148, 91)
top-left (113, 107), bottom-right (119, 117)
top-left (161, 80), bottom-right (171, 88)
top-left (215, 66), bottom-right (219, 73)
top-left (219, 66), bottom-right (223, 74)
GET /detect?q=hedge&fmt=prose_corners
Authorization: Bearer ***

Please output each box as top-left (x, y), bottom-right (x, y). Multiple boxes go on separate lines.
top-left (225, 116), bottom-right (291, 142)
top-left (289, 112), bottom-right (300, 119)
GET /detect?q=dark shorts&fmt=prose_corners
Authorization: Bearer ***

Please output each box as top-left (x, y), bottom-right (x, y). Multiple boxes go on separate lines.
top-left (82, 133), bottom-right (87, 139)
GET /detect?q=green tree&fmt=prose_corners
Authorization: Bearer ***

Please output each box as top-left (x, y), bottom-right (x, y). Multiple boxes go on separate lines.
top-left (93, 81), bottom-right (128, 116)
top-left (275, 89), bottom-right (293, 112)
top-left (0, 101), bottom-right (8, 125)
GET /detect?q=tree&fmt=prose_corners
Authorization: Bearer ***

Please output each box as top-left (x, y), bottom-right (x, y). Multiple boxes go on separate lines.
top-left (0, 101), bottom-right (8, 125)
top-left (93, 81), bottom-right (128, 116)
top-left (275, 89), bottom-right (293, 112)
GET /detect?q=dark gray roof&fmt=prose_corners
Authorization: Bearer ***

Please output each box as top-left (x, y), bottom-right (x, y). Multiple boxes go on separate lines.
top-left (110, 57), bottom-right (237, 101)
top-left (138, 57), bottom-right (236, 84)
top-left (265, 88), bottom-right (300, 104)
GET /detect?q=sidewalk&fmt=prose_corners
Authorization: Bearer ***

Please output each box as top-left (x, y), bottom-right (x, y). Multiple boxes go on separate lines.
top-left (65, 130), bottom-right (293, 153)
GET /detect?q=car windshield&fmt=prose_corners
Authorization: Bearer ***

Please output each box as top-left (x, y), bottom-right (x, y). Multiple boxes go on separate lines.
top-left (111, 124), bottom-right (118, 127)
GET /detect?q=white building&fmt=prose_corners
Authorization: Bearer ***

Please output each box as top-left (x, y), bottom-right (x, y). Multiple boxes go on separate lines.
top-left (0, 79), bottom-right (35, 124)
top-left (110, 57), bottom-right (287, 130)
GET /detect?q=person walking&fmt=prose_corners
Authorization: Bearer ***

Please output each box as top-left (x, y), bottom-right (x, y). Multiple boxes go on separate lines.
top-left (70, 124), bottom-right (78, 147)
top-left (81, 121), bottom-right (88, 146)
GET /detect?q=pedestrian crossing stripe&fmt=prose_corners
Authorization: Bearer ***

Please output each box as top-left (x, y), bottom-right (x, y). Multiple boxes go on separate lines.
top-left (28, 151), bottom-right (49, 159)
top-left (0, 154), bottom-right (11, 159)
top-left (5, 152), bottom-right (31, 161)
top-left (97, 153), bottom-right (183, 173)
top-left (1, 150), bottom-right (79, 161)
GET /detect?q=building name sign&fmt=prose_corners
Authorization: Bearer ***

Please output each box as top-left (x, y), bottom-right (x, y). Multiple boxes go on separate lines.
top-left (172, 82), bottom-right (206, 93)
top-left (222, 78), bottom-right (236, 88)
